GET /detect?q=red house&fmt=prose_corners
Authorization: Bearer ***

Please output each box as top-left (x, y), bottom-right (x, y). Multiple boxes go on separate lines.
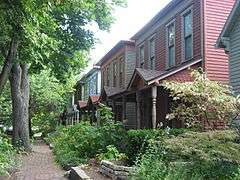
top-left (100, 0), bottom-right (236, 129)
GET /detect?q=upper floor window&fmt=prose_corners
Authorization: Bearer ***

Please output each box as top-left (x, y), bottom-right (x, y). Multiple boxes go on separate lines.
top-left (119, 58), bottom-right (124, 88)
top-left (106, 66), bottom-right (110, 86)
top-left (139, 45), bottom-right (145, 68)
top-left (149, 37), bottom-right (155, 70)
top-left (113, 61), bottom-right (117, 87)
top-left (167, 22), bottom-right (175, 68)
top-left (183, 9), bottom-right (193, 60)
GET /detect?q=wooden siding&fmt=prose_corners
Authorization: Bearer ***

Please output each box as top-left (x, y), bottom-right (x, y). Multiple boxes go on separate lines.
top-left (125, 102), bottom-right (137, 129)
top-left (125, 45), bottom-right (136, 87)
top-left (204, 0), bottom-right (235, 82)
top-left (135, 0), bottom-right (202, 75)
top-left (229, 17), bottom-right (240, 94)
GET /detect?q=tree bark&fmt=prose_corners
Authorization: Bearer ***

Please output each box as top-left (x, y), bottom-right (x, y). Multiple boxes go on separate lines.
top-left (0, 36), bottom-right (19, 95)
top-left (10, 63), bottom-right (31, 151)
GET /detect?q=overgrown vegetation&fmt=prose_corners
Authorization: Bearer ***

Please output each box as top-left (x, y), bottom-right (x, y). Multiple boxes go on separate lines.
top-left (133, 130), bottom-right (240, 180)
top-left (0, 132), bottom-right (17, 176)
top-left (163, 69), bottom-right (240, 129)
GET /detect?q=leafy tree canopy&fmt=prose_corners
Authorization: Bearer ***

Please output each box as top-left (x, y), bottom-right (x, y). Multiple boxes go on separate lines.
top-left (0, 0), bottom-right (126, 81)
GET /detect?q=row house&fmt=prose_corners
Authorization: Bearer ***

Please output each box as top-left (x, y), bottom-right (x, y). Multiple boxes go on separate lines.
top-left (74, 66), bottom-right (101, 110)
top-left (127, 0), bottom-right (235, 129)
top-left (98, 0), bottom-right (236, 129)
top-left (96, 41), bottom-right (136, 129)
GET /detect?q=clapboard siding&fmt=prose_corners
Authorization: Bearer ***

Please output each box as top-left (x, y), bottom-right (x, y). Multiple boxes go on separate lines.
top-left (229, 18), bottom-right (240, 94)
top-left (204, 0), bottom-right (235, 83)
top-left (125, 45), bottom-right (136, 87)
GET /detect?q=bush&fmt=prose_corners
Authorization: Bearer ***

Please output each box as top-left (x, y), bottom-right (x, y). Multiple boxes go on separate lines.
top-left (125, 128), bottom-right (187, 165)
top-left (51, 122), bottom-right (127, 167)
top-left (0, 132), bottom-right (17, 176)
top-left (97, 145), bottom-right (127, 162)
top-left (133, 130), bottom-right (240, 179)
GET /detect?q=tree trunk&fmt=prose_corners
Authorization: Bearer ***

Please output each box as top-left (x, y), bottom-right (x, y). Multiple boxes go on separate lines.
top-left (10, 63), bottom-right (31, 151)
top-left (0, 36), bottom-right (19, 95)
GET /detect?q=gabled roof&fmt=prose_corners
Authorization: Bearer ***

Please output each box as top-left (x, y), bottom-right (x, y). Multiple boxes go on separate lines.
top-left (128, 59), bottom-right (202, 89)
top-left (131, 0), bottom-right (182, 40)
top-left (216, 0), bottom-right (240, 48)
top-left (96, 40), bottom-right (135, 66)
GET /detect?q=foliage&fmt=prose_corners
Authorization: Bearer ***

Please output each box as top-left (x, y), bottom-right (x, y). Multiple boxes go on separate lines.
top-left (163, 69), bottom-right (240, 129)
top-left (133, 130), bottom-right (240, 180)
top-left (0, 132), bottom-right (17, 176)
top-left (30, 70), bottom-right (75, 135)
top-left (0, 83), bottom-right (12, 126)
top-left (97, 145), bottom-right (127, 162)
top-left (97, 103), bottom-right (114, 125)
top-left (125, 128), bottom-right (187, 165)
top-left (51, 122), bottom-right (127, 167)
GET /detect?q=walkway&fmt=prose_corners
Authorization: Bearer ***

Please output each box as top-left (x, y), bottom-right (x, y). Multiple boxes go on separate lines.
top-left (10, 140), bottom-right (66, 180)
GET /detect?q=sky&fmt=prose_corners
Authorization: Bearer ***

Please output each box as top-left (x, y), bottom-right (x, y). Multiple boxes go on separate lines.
top-left (82, 0), bottom-right (171, 75)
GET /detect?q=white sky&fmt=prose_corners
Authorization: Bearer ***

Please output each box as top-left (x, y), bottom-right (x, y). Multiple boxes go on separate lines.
top-left (82, 0), bottom-right (171, 75)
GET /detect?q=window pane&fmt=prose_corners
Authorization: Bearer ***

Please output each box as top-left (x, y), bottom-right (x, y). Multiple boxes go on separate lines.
top-left (184, 12), bottom-right (192, 37)
top-left (168, 46), bottom-right (175, 67)
top-left (140, 46), bottom-right (144, 67)
top-left (185, 35), bottom-right (193, 60)
top-left (149, 38), bottom-right (155, 69)
top-left (168, 24), bottom-right (175, 46)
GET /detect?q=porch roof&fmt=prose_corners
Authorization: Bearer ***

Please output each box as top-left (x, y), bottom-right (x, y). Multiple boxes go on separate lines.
top-left (101, 86), bottom-right (126, 98)
top-left (78, 101), bottom-right (87, 109)
top-left (127, 58), bottom-right (202, 90)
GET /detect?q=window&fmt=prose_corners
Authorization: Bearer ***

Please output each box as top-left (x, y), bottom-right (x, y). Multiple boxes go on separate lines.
top-left (149, 37), bottom-right (155, 70)
top-left (119, 59), bottom-right (124, 87)
top-left (106, 66), bottom-right (110, 86)
top-left (167, 22), bottom-right (175, 68)
top-left (139, 45), bottom-right (145, 68)
top-left (113, 61), bottom-right (117, 87)
top-left (183, 9), bottom-right (193, 60)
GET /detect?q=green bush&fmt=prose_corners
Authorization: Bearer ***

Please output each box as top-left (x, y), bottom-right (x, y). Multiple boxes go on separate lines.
top-left (52, 122), bottom-right (127, 167)
top-left (133, 130), bottom-right (240, 180)
top-left (97, 145), bottom-right (127, 162)
top-left (125, 128), bottom-right (187, 165)
top-left (0, 132), bottom-right (17, 176)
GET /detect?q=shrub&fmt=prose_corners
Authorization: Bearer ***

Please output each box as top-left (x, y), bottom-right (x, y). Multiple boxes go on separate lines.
top-left (125, 128), bottom-right (187, 165)
top-left (133, 130), bottom-right (240, 179)
top-left (163, 69), bottom-right (240, 129)
top-left (52, 122), bottom-right (127, 167)
top-left (97, 145), bottom-right (128, 162)
top-left (0, 132), bottom-right (17, 176)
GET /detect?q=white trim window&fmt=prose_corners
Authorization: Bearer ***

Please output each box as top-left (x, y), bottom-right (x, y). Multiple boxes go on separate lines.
top-left (183, 8), bottom-right (193, 61)
top-left (167, 21), bottom-right (175, 68)
top-left (149, 37), bottom-right (155, 70)
top-left (139, 45), bottom-right (145, 68)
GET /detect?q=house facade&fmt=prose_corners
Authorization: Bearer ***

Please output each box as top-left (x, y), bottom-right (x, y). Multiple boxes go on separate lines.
top-left (96, 40), bottom-right (137, 129)
top-left (74, 66), bottom-right (101, 110)
top-left (217, 1), bottom-right (240, 95)
top-left (97, 0), bottom-right (236, 129)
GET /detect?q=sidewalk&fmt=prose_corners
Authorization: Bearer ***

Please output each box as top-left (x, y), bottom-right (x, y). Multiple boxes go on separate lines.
top-left (10, 140), bottom-right (66, 180)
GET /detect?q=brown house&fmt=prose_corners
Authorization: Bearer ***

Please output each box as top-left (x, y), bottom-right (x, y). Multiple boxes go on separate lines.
top-left (96, 40), bottom-right (137, 129)
top-left (98, 0), bottom-right (236, 129)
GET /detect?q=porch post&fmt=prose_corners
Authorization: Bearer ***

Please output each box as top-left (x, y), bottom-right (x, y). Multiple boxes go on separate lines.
top-left (152, 86), bottom-right (157, 129)
top-left (136, 91), bottom-right (141, 129)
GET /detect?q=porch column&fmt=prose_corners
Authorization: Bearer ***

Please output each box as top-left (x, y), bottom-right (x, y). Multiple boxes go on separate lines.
top-left (136, 91), bottom-right (141, 129)
top-left (152, 86), bottom-right (157, 129)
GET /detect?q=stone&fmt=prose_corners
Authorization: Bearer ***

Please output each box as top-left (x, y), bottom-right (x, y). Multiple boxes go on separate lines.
top-left (69, 167), bottom-right (91, 180)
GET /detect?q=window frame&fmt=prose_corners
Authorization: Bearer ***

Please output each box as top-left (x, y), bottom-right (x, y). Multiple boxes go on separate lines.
top-left (166, 19), bottom-right (176, 69)
top-left (113, 60), bottom-right (117, 87)
top-left (148, 34), bottom-right (156, 70)
top-left (181, 6), bottom-right (193, 62)
top-left (119, 57), bottom-right (124, 88)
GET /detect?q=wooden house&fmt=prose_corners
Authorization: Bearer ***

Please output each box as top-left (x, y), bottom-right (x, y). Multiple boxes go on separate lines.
top-left (217, 0), bottom-right (240, 95)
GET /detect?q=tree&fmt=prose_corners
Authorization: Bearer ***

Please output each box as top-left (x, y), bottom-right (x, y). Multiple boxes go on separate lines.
top-left (0, 0), bottom-right (126, 150)
top-left (163, 69), bottom-right (240, 130)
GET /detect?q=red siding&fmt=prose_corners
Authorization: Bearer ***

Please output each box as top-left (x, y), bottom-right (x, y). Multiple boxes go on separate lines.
top-left (204, 0), bottom-right (235, 83)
